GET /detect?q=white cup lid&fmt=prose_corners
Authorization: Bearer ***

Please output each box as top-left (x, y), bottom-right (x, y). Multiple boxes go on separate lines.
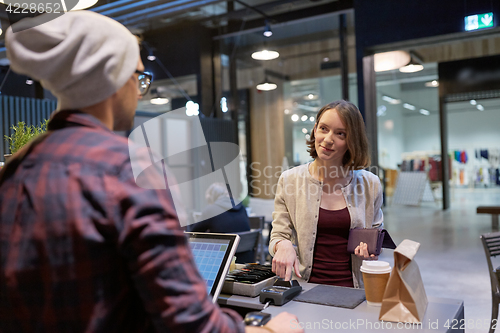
top-left (360, 260), bottom-right (391, 274)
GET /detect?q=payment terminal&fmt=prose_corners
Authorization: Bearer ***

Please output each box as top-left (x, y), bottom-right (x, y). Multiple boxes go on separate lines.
top-left (259, 279), bottom-right (302, 306)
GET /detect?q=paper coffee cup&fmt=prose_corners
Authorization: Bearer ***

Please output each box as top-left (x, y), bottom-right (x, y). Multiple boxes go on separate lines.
top-left (360, 261), bottom-right (391, 306)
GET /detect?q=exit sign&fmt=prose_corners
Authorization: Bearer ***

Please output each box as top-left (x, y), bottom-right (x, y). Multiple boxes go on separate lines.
top-left (465, 13), bottom-right (494, 31)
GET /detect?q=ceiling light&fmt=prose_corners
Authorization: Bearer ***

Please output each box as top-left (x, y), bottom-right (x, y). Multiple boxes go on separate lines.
top-left (70, 0), bottom-right (99, 10)
top-left (323, 57), bottom-right (330, 62)
top-left (284, 109), bottom-right (290, 114)
top-left (147, 54), bottom-right (156, 61)
top-left (419, 109), bottom-right (430, 115)
top-left (150, 97), bottom-right (169, 105)
top-left (256, 77), bottom-right (277, 91)
top-left (305, 134), bottom-right (310, 140)
top-left (26, 79), bottom-right (33, 85)
top-left (425, 80), bottom-right (439, 87)
top-left (301, 115), bottom-right (308, 122)
top-left (263, 20), bottom-right (273, 37)
top-left (291, 114), bottom-right (299, 122)
top-left (470, 100), bottom-right (477, 105)
top-left (0, 28), bottom-right (2, 36)
top-left (309, 116), bottom-right (315, 122)
top-left (251, 50), bottom-right (279, 61)
top-left (399, 51), bottom-right (424, 73)
top-left (399, 63), bottom-right (424, 73)
top-left (374, 51), bottom-right (411, 72)
top-left (185, 101), bottom-right (199, 116)
top-left (477, 104), bottom-right (484, 111)
top-left (382, 95), bottom-right (401, 104)
top-left (302, 128), bottom-right (308, 134)
top-left (403, 103), bottom-right (416, 110)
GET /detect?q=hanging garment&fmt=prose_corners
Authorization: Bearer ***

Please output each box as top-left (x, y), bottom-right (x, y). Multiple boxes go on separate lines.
top-left (489, 149), bottom-right (499, 168)
top-left (481, 149), bottom-right (489, 160)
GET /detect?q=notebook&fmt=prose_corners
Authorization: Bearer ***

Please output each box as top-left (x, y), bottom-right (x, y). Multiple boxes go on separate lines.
top-left (185, 232), bottom-right (240, 302)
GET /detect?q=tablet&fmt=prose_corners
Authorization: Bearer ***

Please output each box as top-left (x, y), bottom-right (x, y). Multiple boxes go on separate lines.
top-left (185, 232), bottom-right (240, 303)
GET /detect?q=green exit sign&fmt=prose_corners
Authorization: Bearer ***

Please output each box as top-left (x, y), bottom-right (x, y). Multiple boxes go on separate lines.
top-left (465, 13), bottom-right (494, 31)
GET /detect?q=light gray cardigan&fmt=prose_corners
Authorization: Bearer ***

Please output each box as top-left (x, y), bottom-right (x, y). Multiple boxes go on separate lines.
top-left (269, 163), bottom-right (384, 288)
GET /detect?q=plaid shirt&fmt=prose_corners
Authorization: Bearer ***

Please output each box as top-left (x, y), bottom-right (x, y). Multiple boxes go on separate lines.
top-left (0, 111), bottom-right (245, 333)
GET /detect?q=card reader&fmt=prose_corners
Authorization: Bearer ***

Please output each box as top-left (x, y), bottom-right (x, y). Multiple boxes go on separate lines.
top-left (259, 279), bottom-right (302, 306)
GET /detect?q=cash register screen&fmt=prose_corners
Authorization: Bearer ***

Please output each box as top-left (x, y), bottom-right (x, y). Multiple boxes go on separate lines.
top-left (185, 232), bottom-right (240, 303)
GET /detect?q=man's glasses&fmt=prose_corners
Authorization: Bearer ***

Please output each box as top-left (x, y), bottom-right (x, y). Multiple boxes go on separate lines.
top-left (136, 70), bottom-right (153, 96)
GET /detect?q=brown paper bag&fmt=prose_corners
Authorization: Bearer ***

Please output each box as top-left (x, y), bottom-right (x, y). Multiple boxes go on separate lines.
top-left (379, 239), bottom-right (428, 323)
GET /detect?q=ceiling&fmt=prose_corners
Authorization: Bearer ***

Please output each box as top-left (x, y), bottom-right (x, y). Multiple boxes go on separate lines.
top-left (0, 0), bottom-right (352, 66)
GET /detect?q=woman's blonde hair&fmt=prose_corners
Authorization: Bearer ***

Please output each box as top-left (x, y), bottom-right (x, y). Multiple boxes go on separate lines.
top-left (306, 100), bottom-right (371, 169)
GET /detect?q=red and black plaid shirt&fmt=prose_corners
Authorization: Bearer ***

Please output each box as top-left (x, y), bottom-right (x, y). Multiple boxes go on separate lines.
top-left (0, 111), bottom-right (244, 333)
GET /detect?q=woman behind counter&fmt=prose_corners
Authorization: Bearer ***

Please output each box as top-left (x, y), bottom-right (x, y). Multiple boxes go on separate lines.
top-left (269, 100), bottom-right (383, 288)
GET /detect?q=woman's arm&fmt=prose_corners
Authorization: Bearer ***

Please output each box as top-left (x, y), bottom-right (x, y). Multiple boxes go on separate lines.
top-left (269, 174), bottom-right (302, 280)
top-left (268, 174), bottom-right (294, 256)
top-left (372, 176), bottom-right (384, 229)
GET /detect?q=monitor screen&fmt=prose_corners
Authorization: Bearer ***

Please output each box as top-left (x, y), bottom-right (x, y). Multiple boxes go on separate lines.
top-left (186, 232), bottom-right (240, 302)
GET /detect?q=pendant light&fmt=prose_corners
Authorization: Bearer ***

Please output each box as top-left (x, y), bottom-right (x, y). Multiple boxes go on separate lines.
top-left (263, 20), bottom-right (273, 37)
top-left (251, 49), bottom-right (279, 61)
top-left (374, 51), bottom-right (410, 72)
top-left (256, 77), bottom-right (277, 91)
top-left (399, 51), bottom-right (424, 73)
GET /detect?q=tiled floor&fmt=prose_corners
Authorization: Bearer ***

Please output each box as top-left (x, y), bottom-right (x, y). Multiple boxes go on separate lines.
top-left (380, 187), bottom-right (500, 333)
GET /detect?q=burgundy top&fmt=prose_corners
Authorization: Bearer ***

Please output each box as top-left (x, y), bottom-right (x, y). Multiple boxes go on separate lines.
top-left (309, 207), bottom-right (354, 287)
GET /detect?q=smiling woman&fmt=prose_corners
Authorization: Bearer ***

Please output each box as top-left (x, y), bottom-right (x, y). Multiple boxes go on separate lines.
top-left (269, 100), bottom-right (384, 289)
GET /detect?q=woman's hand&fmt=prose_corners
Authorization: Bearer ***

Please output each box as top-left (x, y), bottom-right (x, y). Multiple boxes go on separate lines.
top-left (272, 240), bottom-right (302, 281)
top-left (354, 242), bottom-right (378, 260)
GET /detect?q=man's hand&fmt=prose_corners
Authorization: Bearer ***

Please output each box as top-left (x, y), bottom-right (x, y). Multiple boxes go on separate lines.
top-left (264, 312), bottom-right (304, 333)
top-left (271, 240), bottom-right (302, 281)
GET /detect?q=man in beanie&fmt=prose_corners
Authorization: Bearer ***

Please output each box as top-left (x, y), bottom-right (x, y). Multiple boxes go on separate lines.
top-left (0, 11), bottom-right (302, 333)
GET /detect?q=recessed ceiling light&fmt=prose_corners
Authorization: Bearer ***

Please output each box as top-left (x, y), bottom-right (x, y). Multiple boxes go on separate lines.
top-left (291, 114), bottom-right (299, 122)
top-left (382, 95), bottom-right (401, 104)
top-left (301, 115), bottom-right (308, 122)
top-left (477, 104), bottom-right (484, 111)
top-left (403, 103), bottom-right (416, 110)
top-left (470, 100), bottom-right (477, 105)
top-left (419, 109), bottom-right (430, 115)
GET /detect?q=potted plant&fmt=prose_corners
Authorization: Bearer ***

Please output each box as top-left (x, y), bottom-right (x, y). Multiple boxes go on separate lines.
top-left (4, 120), bottom-right (49, 162)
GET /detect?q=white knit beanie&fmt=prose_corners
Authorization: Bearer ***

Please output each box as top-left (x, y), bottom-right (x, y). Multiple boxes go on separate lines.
top-left (5, 11), bottom-right (139, 110)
